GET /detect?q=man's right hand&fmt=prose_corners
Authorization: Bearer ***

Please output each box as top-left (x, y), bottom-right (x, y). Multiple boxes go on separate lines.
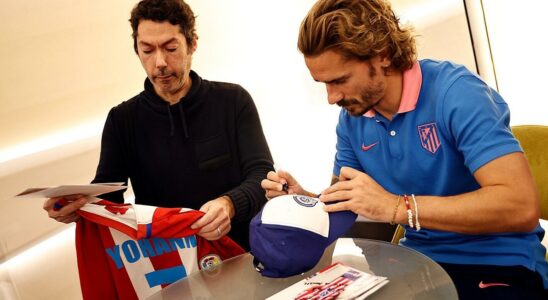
top-left (261, 170), bottom-right (310, 200)
top-left (43, 195), bottom-right (87, 224)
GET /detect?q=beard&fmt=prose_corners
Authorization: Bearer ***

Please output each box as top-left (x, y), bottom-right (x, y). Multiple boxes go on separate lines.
top-left (153, 67), bottom-right (177, 81)
top-left (337, 80), bottom-right (385, 116)
top-left (337, 98), bottom-right (372, 116)
top-left (152, 67), bottom-right (186, 95)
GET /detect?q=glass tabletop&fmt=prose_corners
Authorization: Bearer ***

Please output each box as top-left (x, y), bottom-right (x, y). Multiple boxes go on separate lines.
top-left (149, 238), bottom-right (458, 299)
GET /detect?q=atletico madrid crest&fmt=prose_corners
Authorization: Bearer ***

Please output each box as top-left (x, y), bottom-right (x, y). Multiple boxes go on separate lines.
top-left (417, 123), bottom-right (441, 154)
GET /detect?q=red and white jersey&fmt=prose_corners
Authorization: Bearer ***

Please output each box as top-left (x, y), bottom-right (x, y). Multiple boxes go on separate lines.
top-left (75, 200), bottom-right (245, 300)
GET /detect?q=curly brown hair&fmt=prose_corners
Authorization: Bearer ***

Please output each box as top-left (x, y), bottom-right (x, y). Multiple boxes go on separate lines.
top-left (298, 0), bottom-right (416, 71)
top-left (129, 0), bottom-right (198, 54)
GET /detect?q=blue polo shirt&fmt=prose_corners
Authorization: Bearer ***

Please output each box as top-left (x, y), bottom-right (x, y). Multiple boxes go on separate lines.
top-left (333, 59), bottom-right (548, 287)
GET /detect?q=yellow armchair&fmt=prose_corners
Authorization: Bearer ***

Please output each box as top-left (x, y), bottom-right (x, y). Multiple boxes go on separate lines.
top-left (391, 223), bottom-right (405, 244)
top-left (513, 125), bottom-right (548, 260)
top-left (512, 125), bottom-right (548, 220)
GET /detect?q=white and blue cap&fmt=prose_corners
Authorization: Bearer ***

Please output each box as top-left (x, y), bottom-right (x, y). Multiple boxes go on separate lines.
top-left (249, 194), bottom-right (357, 278)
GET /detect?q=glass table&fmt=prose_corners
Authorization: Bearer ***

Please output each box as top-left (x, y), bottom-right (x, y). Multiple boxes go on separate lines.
top-left (149, 238), bottom-right (458, 299)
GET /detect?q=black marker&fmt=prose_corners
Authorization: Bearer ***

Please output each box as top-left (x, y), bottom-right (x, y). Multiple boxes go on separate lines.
top-left (282, 182), bottom-right (289, 193)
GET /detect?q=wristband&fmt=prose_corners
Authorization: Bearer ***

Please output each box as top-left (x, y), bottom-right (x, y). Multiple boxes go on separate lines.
top-left (403, 194), bottom-right (414, 228)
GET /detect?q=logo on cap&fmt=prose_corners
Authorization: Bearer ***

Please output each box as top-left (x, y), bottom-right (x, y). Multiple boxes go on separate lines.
top-left (293, 195), bottom-right (318, 207)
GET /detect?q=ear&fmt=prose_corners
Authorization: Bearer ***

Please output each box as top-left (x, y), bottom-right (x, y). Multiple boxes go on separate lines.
top-left (189, 38), bottom-right (198, 54)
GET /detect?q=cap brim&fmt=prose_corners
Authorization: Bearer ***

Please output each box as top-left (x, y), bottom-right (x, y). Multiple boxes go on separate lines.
top-left (327, 209), bottom-right (357, 244)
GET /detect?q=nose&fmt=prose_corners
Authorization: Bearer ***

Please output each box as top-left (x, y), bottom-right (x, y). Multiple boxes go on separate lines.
top-left (326, 84), bottom-right (343, 105)
top-left (155, 51), bottom-right (167, 68)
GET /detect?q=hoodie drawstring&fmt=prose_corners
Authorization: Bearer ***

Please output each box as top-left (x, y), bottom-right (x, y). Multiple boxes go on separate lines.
top-left (177, 102), bottom-right (189, 139)
top-left (167, 103), bottom-right (175, 136)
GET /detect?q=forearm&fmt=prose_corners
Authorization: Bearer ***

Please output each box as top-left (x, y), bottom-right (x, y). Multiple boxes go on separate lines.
top-left (394, 189), bottom-right (537, 234)
top-left (228, 90), bottom-right (275, 221)
top-left (393, 154), bottom-right (539, 234)
top-left (224, 162), bottom-right (273, 222)
top-left (91, 107), bottom-right (130, 203)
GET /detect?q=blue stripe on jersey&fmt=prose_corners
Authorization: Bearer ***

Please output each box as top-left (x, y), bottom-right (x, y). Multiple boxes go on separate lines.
top-left (146, 223), bottom-right (152, 239)
top-left (145, 266), bottom-right (187, 287)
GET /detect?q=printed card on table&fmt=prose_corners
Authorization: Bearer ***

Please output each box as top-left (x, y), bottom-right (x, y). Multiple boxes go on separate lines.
top-left (268, 262), bottom-right (388, 300)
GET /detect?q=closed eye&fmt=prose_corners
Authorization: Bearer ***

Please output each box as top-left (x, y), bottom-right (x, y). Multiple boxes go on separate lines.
top-left (325, 75), bottom-right (349, 85)
top-left (140, 47), bottom-right (153, 54)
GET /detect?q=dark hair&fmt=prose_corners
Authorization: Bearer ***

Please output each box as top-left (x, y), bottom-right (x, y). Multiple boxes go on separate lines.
top-left (298, 0), bottom-right (416, 71)
top-left (129, 0), bottom-right (198, 53)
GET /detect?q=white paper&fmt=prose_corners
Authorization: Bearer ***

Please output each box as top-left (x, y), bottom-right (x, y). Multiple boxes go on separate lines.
top-left (14, 183), bottom-right (126, 198)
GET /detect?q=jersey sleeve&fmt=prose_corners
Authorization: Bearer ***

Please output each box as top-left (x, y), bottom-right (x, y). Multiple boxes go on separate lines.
top-left (333, 110), bottom-right (363, 176)
top-left (439, 75), bottom-right (522, 173)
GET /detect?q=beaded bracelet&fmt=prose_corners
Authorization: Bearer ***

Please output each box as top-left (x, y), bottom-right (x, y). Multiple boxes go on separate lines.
top-left (411, 194), bottom-right (421, 231)
top-left (403, 194), bottom-right (414, 228)
top-left (390, 195), bottom-right (401, 225)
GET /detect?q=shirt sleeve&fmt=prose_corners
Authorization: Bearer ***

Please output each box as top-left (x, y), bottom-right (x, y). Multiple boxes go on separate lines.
top-left (222, 87), bottom-right (274, 223)
top-left (333, 109), bottom-right (363, 176)
top-left (439, 75), bottom-right (522, 173)
top-left (91, 106), bottom-right (129, 203)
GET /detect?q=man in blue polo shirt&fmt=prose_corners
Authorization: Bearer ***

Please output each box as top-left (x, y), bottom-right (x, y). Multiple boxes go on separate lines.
top-left (262, 0), bottom-right (547, 298)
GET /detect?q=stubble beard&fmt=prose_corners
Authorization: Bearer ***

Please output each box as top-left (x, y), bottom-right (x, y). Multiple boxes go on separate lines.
top-left (338, 80), bottom-right (385, 116)
top-left (154, 68), bottom-right (186, 96)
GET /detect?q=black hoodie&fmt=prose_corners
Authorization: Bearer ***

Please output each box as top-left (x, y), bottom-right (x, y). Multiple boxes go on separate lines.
top-left (92, 70), bottom-right (274, 249)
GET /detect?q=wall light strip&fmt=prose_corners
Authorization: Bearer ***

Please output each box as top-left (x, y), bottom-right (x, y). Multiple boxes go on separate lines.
top-left (0, 225), bottom-right (75, 271)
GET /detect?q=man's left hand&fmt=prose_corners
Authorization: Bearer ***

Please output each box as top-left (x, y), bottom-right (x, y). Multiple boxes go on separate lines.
top-left (190, 196), bottom-right (235, 240)
top-left (319, 166), bottom-right (394, 222)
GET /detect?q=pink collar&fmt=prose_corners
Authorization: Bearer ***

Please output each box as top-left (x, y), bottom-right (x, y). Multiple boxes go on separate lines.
top-left (364, 62), bottom-right (422, 118)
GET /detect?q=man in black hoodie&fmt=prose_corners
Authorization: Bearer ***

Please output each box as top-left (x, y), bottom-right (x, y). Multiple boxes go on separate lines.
top-left (43, 0), bottom-right (274, 250)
